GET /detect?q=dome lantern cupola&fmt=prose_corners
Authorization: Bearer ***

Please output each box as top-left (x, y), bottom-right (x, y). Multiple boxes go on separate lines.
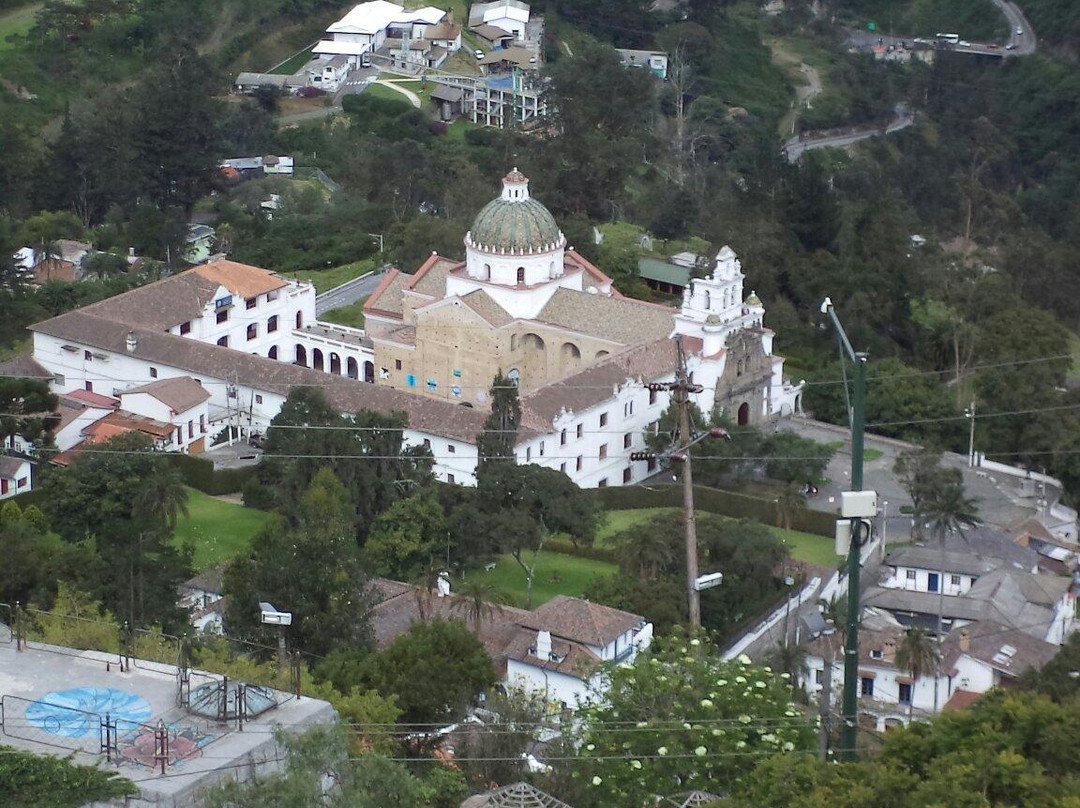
top-left (464, 169), bottom-right (566, 286)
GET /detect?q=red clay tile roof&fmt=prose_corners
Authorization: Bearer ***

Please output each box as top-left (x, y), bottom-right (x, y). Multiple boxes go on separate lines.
top-left (65, 389), bottom-right (120, 408)
top-left (519, 595), bottom-right (644, 647)
top-left (943, 689), bottom-right (982, 712)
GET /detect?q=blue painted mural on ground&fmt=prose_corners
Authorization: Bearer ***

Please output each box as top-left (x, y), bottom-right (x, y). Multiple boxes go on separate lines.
top-left (26, 687), bottom-right (152, 738)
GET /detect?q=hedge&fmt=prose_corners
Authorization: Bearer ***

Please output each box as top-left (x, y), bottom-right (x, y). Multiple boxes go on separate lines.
top-left (597, 483), bottom-right (836, 537)
top-left (166, 453), bottom-right (256, 496)
top-left (545, 537), bottom-right (618, 564)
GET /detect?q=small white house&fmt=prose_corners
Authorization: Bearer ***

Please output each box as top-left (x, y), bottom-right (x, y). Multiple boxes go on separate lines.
top-left (307, 55), bottom-right (352, 92)
top-left (178, 567), bottom-right (227, 634)
top-left (616, 48), bottom-right (669, 80)
top-left (120, 376), bottom-right (213, 454)
top-left (469, 0), bottom-right (530, 39)
top-left (0, 455), bottom-right (32, 499)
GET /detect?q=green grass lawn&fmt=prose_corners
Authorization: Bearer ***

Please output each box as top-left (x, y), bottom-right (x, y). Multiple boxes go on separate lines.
top-left (320, 296), bottom-right (368, 329)
top-left (269, 44), bottom-right (314, 75)
top-left (173, 488), bottom-right (272, 572)
top-left (285, 259), bottom-right (374, 294)
top-left (0, 2), bottom-right (40, 51)
top-left (366, 81), bottom-right (419, 107)
top-left (463, 551), bottom-right (617, 609)
top-left (599, 508), bottom-right (836, 568)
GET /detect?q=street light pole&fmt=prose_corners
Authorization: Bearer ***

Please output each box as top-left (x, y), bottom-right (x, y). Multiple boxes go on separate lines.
top-left (822, 298), bottom-right (867, 762)
top-left (966, 398), bottom-right (976, 467)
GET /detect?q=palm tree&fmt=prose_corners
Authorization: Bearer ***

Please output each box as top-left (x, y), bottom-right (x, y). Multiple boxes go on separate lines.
top-left (774, 484), bottom-right (806, 531)
top-left (894, 628), bottom-right (939, 722)
top-left (133, 466), bottom-right (189, 533)
top-left (767, 640), bottom-right (809, 687)
top-left (453, 579), bottom-right (510, 632)
top-left (923, 479), bottom-right (979, 711)
top-left (613, 524), bottom-right (673, 580)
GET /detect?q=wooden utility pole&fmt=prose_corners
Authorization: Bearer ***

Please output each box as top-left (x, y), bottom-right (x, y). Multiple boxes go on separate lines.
top-left (675, 335), bottom-right (702, 628)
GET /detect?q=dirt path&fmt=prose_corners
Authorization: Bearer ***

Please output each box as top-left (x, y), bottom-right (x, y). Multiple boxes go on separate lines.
top-left (770, 39), bottom-right (824, 138)
top-left (373, 78), bottom-right (421, 108)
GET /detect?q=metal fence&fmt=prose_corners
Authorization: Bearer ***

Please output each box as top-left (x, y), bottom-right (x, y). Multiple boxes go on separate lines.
top-left (295, 166), bottom-right (341, 194)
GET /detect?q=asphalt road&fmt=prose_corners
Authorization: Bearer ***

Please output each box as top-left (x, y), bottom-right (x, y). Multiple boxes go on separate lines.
top-left (992, 0), bottom-right (1037, 55)
top-left (783, 103), bottom-right (914, 161)
top-left (316, 270), bottom-right (388, 316)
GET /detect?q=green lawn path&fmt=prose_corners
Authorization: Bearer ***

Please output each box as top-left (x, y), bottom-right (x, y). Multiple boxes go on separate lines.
top-left (463, 553), bottom-right (617, 610)
top-left (173, 488), bottom-right (272, 572)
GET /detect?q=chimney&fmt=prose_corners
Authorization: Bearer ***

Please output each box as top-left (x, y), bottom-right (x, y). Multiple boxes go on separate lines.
top-left (958, 629), bottom-right (970, 653)
top-left (125, 331), bottom-right (137, 353)
top-left (436, 571), bottom-right (451, 598)
top-left (536, 629), bottom-right (552, 660)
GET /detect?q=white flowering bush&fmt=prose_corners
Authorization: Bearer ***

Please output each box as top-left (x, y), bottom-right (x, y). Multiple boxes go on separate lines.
top-left (571, 632), bottom-right (814, 805)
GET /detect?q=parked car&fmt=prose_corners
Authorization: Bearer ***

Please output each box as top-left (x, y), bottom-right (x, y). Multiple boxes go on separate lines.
top-left (1016, 27), bottom-right (1023, 36)
top-left (1005, 43), bottom-right (1018, 50)
top-left (474, 48), bottom-right (484, 60)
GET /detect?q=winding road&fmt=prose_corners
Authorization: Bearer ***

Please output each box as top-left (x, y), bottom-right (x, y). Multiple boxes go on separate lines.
top-left (782, 103), bottom-right (914, 161)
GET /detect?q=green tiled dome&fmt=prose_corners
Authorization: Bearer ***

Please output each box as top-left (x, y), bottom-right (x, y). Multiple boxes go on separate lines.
top-left (469, 170), bottom-right (563, 254)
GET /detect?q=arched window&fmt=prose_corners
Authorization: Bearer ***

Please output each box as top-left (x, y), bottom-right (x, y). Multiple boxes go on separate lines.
top-left (510, 334), bottom-right (519, 351)
top-left (295, 345), bottom-right (307, 366)
top-left (483, 263), bottom-right (491, 280)
top-left (217, 336), bottom-right (228, 347)
top-left (595, 350), bottom-right (610, 360)
top-left (268, 315), bottom-right (278, 333)
top-left (295, 311), bottom-right (303, 329)
top-left (347, 357), bottom-right (358, 379)
top-left (312, 348), bottom-right (324, 372)
top-left (561, 342), bottom-right (581, 362)
top-left (330, 352), bottom-right (341, 375)
top-left (704, 291), bottom-right (711, 310)
top-left (516, 267), bottom-right (525, 284)
top-left (268, 345), bottom-right (278, 360)
top-left (737, 402), bottom-right (750, 426)
top-left (364, 361), bottom-right (375, 383)
top-left (508, 368), bottom-right (521, 386)
top-left (522, 333), bottom-right (545, 351)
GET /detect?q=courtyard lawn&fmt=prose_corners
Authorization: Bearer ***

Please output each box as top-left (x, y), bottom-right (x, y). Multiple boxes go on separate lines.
top-left (270, 44), bottom-right (315, 75)
top-left (825, 440), bottom-right (883, 461)
top-left (173, 488), bottom-right (272, 572)
top-left (320, 298), bottom-right (367, 329)
top-left (285, 259), bottom-right (374, 294)
top-left (599, 508), bottom-right (836, 568)
top-left (463, 551), bottom-right (617, 609)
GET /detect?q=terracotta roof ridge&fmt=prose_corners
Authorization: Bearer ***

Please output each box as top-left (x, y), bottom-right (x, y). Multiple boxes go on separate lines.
top-left (363, 267), bottom-right (407, 313)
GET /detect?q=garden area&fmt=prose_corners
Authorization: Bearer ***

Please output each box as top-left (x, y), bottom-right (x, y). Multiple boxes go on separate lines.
top-left (462, 552), bottom-right (617, 609)
top-left (173, 488), bottom-right (272, 572)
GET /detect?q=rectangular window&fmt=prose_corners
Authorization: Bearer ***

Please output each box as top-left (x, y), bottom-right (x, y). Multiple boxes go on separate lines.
top-left (85, 381), bottom-right (93, 392)
top-left (395, 359), bottom-right (402, 370)
top-left (180, 321), bottom-right (191, 335)
top-left (447, 474), bottom-right (455, 484)
top-left (560, 463), bottom-right (567, 474)
top-left (599, 444), bottom-right (608, 460)
top-left (649, 388), bottom-right (658, 405)
top-left (247, 323), bottom-right (258, 341)
top-left (622, 468), bottom-right (631, 484)
top-left (647, 457), bottom-right (657, 472)
top-left (950, 575), bottom-right (961, 586)
top-left (870, 649), bottom-right (883, 659)
top-left (84, 350), bottom-right (93, 361)
top-left (266, 290), bottom-right (278, 302)
top-left (255, 395), bottom-right (263, 405)
top-left (176, 427), bottom-right (183, 445)
top-left (200, 415), bottom-right (206, 433)
top-left (188, 420), bottom-right (194, 439)
top-left (598, 478), bottom-right (608, 488)
top-left (150, 367), bottom-right (158, 378)
top-left (905, 570), bottom-right (916, 580)
top-left (860, 677), bottom-right (874, 697)
top-left (815, 669), bottom-right (823, 685)
top-left (0, 479), bottom-right (6, 495)
top-left (268, 315), bottom-right (278, 333)
top-left (600, 412), bottom-right (608, 427)
top-left (898, 683), bottom-right (912, 704)
top-left (576, 423), bottom-right (583, 440)
top-left (526, 447), bottom-right (532, 461)
top-left (246, 297), bottom-right (257, 310)
top-left (17, 477), bottom-right (27, 489)
top-left (539, 441), bottom-right (545, 457)
top-left (448, 444), bottom-right (456, 454)
top-left (623, 433), bottom-right (632, 449)
top-left (423, 438), bottom-right (431, 449)
top-left (576, 456), bottom-right (583, 472)
top-left (216, 309), bottom-right (228, 324)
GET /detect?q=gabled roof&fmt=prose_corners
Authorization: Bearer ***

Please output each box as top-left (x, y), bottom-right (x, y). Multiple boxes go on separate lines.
top-left (190, 260), bottom-right (288, 300)
top-left (0, 356), bottom-right (55, 380)
top-left (85, 410), bottom-right (174, 440)
top-left (122, 376), bottom-right (211, 413)
top-left (0, 455), bottom-right (29, 478)
top-left (179, 565), bottom-right (227, 596)
top-left (64, 389), bottom-right (120, 409)
top-left (534, 287), bottom-right (672, 344)
top-left (521, 595), bottom-right (643, 647)
top-left (458, 290), bottom-right (513, 327)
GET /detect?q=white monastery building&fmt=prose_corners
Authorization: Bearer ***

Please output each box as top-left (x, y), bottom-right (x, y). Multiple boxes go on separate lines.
top-left (19, 170), bottom-right (801, 489)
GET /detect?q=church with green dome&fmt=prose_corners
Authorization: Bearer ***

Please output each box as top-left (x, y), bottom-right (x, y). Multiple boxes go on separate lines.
top-left (360, 169), bottom-right (802, 485)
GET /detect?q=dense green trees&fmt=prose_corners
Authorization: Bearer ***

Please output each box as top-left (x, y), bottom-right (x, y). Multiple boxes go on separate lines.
top-left (38, 432), bottom-right (192, 629)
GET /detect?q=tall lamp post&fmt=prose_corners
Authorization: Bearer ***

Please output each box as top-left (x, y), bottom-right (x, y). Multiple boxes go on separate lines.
top-left (821, 297), bottom-right (868, 762)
